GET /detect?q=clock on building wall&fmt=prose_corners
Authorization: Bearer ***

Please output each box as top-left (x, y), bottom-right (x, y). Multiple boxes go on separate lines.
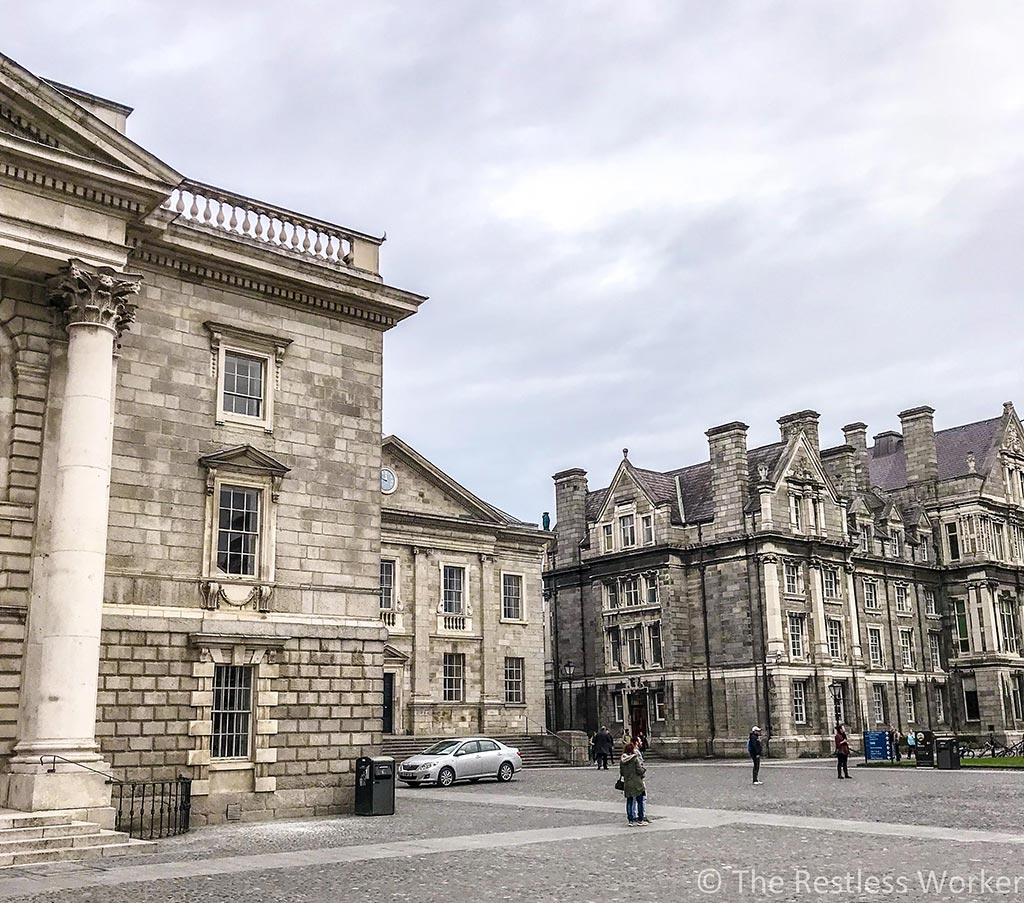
top-left (381, 467), bottom-right (397, 494)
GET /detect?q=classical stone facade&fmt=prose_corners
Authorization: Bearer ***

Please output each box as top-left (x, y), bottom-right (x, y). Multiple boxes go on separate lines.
top-left (0, 52), bottom-right (424, 822)
top-left (379, 437), bottom-right (547, 737)
top-left (545, 405), bottom-right (1024, 757)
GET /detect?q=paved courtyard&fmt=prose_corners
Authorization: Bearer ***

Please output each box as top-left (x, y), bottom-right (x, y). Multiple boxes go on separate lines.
top-left (1, 760), bottom-right (1022, 902)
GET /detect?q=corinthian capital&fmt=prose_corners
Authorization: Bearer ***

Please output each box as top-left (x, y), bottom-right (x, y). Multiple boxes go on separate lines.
top-left (48, 258), bottom-right (142, 338)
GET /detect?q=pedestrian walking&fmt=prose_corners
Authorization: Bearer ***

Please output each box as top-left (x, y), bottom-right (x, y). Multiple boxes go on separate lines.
top-left (594, 726), bottom-right (613, 770)
top-left (907, 730), bottom-right (917, 759)
top-left (888, 725), bottom-right (902, 763)
top-left (587, 732), bottom-right (596, 766)
top-left (834, 723), bottom-right (852, 779)
top-left (619, 741), bottom-right (648, 826)
top-left (636, 730), bottom-right (650, 756)
top-left (747, 726), bottom-right (763, 785)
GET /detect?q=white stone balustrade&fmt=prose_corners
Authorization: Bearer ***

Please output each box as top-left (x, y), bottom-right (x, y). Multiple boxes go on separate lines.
top-left (437, 614), bottom-right (472, 633)
top-left (164, 180), bottom-right (382, 275)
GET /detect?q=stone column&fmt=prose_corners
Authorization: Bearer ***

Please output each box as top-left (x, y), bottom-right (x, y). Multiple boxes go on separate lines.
top-left (478, 553), bottom-right (499, 733)
top-left (760, 554), bottom-right (785, 658)
top-left (808, 559), bottom-right (830, 660)
top-left (410, 547), bottom-right (433, 733)
top-left (5, 259), bottom-right (140, 814)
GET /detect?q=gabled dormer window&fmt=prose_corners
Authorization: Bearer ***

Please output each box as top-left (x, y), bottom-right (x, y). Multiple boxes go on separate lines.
top-left (619, 514), bottom-right (636, 548)
top-left (641, 514), bottom-right (655, 546)
top-left (602, 524), bottom-right (614, 553)
top-left (890, 530), bottom-right (902, 559)
top-left (789, 493), bottom-right (802, 531)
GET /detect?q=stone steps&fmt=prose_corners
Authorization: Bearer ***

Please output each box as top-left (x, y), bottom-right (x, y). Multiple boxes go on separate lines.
top-left (0, 813), bottom-right (154, 869)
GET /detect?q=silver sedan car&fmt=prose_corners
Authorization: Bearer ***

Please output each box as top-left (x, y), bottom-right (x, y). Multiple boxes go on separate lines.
top-left (398, 737), bottom-right (523, 787)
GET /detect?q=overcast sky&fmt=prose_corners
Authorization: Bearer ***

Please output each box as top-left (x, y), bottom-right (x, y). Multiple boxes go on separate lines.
top-left (8, 2), bottom-right (1024, 522)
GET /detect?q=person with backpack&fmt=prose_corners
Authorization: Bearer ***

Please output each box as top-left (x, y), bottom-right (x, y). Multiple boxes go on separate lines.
top-left (747, 726), bottom-right (763, 785)
top-left (619, 741), bottom-right (648, 826)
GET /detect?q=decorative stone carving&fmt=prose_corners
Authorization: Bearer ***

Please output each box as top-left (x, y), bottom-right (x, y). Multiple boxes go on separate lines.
top-left (199, 580), bottom-right (273, 612)
top-left (47, 258), bottom-right (142, 338)
top-left (757, 463), bottom-right (769, 481)
top-left (757, 552), bottom-right (780, 565)
top-left (966, 452), bottom-right (976, 473)
top-left (1006, 422), bottom-right (1023, 454)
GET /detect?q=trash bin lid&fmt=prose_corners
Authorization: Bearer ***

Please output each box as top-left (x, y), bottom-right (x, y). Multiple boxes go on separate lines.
top-left (369, 756), bottom-right (395, 764)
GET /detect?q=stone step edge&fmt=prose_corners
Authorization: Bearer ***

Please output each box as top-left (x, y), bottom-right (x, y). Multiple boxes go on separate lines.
top-left (0, 837), bottom-right (155, 869)
top-left (0, 828), bottom-right (128, 856)
top-left (0, 821), bottom-right (103, 844)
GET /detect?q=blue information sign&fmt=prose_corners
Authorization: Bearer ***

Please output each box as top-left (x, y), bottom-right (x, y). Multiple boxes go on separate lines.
top-left (864, 730), bottom-right (891, 761)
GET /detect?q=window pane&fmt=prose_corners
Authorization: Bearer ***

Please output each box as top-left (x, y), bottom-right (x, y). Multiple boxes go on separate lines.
top-left (223, 352), bottom-right (265, 418)
top-left (212, 664), bottom-right (253, 758)
top-left (216, 486), bottom-right (260, 576)
top-left (502, 574), bottom-right (523, 620)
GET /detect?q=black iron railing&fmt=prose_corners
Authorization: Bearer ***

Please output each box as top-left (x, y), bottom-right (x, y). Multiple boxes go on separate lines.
top-left (113, 777), bottom-right (192, 839)
top-left (40, 755), bottom-right (191, 840)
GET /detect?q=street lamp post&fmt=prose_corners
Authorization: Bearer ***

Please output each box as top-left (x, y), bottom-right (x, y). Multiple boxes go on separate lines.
top-left (564, 660), bottom-right (576, 730)
top-left (829, 680), bottom-right (844, 731)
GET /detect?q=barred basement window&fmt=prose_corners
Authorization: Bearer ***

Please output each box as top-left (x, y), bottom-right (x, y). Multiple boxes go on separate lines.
top-left (502, 573), bottom-right (523, 620)
top-left (211, 664), bottom-right (253, 758)
top-left (223, 351), bottom-right (265, 418)
top-left (504, 657), bottom-right (524, 704)
top-left (443, 653), bottom-right (465, 702)
top-left (380, 559), bottom-right (396, 610)
top-left (217, 485), bottom-right (260, 577)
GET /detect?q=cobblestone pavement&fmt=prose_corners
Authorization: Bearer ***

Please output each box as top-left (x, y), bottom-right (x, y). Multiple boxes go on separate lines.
top-left (2, 760), bottom-right (1021, 902)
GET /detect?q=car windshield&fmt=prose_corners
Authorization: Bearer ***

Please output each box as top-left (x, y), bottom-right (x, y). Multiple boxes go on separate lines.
top-left (421, 740), bottom-right (461, 755)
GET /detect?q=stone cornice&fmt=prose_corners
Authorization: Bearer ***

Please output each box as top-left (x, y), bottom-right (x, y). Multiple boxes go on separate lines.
top-left (130, 239), bottom-right (420, 331)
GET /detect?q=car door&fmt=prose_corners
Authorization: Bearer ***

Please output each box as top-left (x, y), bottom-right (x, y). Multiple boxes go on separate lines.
top-left (475, 739), bottom-right (502, 777)
top-left (453, 740), bottom-right (481, 778)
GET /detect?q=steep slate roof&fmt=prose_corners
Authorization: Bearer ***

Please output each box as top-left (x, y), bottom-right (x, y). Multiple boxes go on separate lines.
top-left (584, 441), bottom-right (786, 526)
top-left (868, 417), bottom-right (1001, 491)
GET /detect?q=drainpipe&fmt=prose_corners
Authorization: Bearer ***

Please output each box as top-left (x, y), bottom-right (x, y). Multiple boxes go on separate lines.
top-left (697, 524), bottom-right (716, 756)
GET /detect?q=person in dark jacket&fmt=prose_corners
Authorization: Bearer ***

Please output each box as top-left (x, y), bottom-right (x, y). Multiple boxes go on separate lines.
top-left (619, 742), bottom-right (648, 825)
top-left (747, 726), bottom-right (763, 785)
top-left (887, 726), bottom-right (902, 762)
top-left (834, 723), bottom-right (852, 779)
top-left (635, 731), bottom-right (650, 756)
top-left (594, 726), bottom-right (613, 770)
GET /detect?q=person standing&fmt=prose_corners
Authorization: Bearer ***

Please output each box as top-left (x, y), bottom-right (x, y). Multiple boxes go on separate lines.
top-left (747, 726), bottom-right (763, 785)
top-left (619, 741), bottom-right (648, 826)
top-left (888, 725), bottom-right (902, 763)
top-left (636, 730), bottom-right (650, 757)
top-left (835, 723), bottom-right (852, 779)
top-left (907, 730), bottom-right (917, 760)
top-left (594, 726), bottom-right (613, 770)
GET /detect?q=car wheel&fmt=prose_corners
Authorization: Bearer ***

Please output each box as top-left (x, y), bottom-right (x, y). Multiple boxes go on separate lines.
top-left (497, 762), bottom-right (514, 782)
top-left (437, 767), bottom-right (456, 787)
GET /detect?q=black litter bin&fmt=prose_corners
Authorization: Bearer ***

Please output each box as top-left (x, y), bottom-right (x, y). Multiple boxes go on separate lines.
top-left (914, 730), bottom-right (935, 767)
top-left (935, 736), bottom-right (961, 770)
top-left (355, 756), bottom-right (396, 815)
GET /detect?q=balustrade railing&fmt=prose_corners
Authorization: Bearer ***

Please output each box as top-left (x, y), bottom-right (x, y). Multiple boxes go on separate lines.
top-left (381, 609), bottom-right (398, 628)
top-left (163, 180), bottom-right (382, 274)
top-left (439, 613), bottom-right (470, 632)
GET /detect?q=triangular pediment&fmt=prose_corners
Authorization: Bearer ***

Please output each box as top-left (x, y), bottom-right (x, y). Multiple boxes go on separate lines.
top-left (593, 459), bottom-right (659, 523)
top-left (199, 445), bottom-right (290, 477)
top-left (382, 436), bottom-right (519, 526)
top-left (849, 497), bottom-right (872, 517)
top-left (999, 406), bottom-right (1024, 457)
top-left (0, 53), bottom-right (180, 186)
top-left (773, 433), bottom-right (841, 502)
top-left (383, 644), bottom-right (410, 663)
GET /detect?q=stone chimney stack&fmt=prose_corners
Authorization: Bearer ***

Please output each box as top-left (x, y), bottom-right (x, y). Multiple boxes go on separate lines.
top-left (778, 410), bottom-right (820, 450)
top-left (899, 406), bottom-right (938, 485)
top-left (842, 422), bottom-right (870, 492)
top-left (552, 468), bottom-right (589, 566)
top-left (706, 421), bottom-right (749, 534)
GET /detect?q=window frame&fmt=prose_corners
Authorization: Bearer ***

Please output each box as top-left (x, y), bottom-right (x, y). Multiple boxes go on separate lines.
top-left (624, 624), bottom-right (645, 668)
top-left (641, 514), bottom-right (655, 546)
top-left (203, 471), bottom-right (276, 584)
top-left (934, 685), bottom-right (945, 723)
top-left (924, 589), bottom-right (938, 616)
top-left (621, 576), bottom-right (641, 607)
top-left (784, 562), bottom-right (801, 596)
top-left (503, 656), bottom-right (525, 704)
top-left (441, 564), bottom-right (466, 615)
top-left (929, 632), bottom-right (942, 670)
top-left (613, 693), bottom-right (624, 723)
top-left (826, 618), bottom-right (844, 660)
top-left (945, 522), bottom-right (961, 562)
top-left (500, 571), bottom-right (526, 622)
top-left (867, 626), bottom-right (884, 667)
top-left (954, 599), bottom-right (971, 653)
top-left (607, 626), bottom-right (622, 671)
top-left (788, 612), bottom-right (806, 659)
top-left (649, 621), bottom-right (663, 668)
top-left (899, 628), bottom-right (915, 669)
top-left (442, 652), bottom-right (466, 702)
top-left (602, 523), bottom-right (614, 553)
top-left (871, 684), bottom-right (886, 724)
top-left (904, 684), bottom-right (916, 723)
top-left (792, 680), bottom-right (807, 725)
top-left (206, 321), bottom-right (291, 434)
top-left (211, 663), bottom-right (255, 760)
top-left (863, 580), bottom-right (879, 610)
top-left (619, 514), bottom-right (637, 549)
top-left (822, 567), bottom-right (840, 600)
top-left (380, 558), bottom-right (397, 610)
top-left (998, 599), bottom-right (1019, 653)
top-left (962, 675), bottom-right (980, 721)
top-left (894, 584), bottom-right (911, 615)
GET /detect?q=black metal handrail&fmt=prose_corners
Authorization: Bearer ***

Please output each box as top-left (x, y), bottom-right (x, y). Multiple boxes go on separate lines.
top-left (39, 755), bottom-right (191, 839)
top-left (40, 755), bottom-right (121, 783)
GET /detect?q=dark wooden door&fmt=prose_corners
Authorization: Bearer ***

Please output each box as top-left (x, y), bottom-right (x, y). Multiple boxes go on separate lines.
top-left (382, 672), bottom-right (394, 735)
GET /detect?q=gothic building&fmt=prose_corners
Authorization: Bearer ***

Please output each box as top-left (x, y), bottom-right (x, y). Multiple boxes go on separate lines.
top-left (0, 52), bottom-right (424, 823)
top-left (544, 405), bottom-right (1024, 757)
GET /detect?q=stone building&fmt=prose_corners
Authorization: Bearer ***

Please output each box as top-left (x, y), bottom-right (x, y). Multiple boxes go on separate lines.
top-left (544, 405), bottom-right (1024, 757)
top-left (379, 437), bottom-right (547, 737)
top-left (0, 52), bottom-right (425, 823)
